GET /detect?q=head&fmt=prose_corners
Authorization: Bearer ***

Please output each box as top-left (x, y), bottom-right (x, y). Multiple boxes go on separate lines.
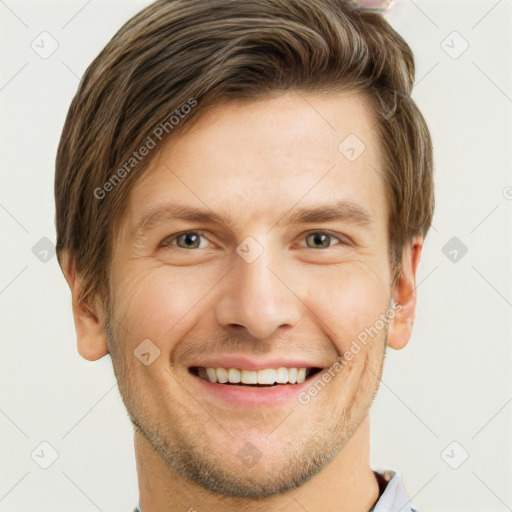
top-left (55, 0), bottom-right (434, 500)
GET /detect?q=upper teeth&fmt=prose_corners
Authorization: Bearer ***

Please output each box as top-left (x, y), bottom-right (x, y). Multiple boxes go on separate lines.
top-left (198, 367), bottom-right (310, 385)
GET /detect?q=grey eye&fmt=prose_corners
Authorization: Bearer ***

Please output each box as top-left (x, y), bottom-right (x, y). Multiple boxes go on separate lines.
top-left (304, 232), bottom-right (342, 249)
top-left (162, 231), bottom-right (207, 250)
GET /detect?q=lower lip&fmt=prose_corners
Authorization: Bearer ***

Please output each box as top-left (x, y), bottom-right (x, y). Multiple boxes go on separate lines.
top-left (188, 369), bottom-right (323, 407)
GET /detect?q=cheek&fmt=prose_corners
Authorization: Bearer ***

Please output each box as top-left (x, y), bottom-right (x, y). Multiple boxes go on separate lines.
top-left (112, 264), bottom-right (219, 342)
top-left (304, 263), bottom-right (390, 353)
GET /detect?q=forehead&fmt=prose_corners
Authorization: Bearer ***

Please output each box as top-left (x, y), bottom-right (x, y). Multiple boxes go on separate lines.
top-left (121, 91), bottom-right (386, 234)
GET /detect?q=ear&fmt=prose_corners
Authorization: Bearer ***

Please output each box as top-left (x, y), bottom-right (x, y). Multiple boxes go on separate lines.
top-left (387, 235), bottom-right (424, 350)
top-left (60, 250), bottom-right (109, 361)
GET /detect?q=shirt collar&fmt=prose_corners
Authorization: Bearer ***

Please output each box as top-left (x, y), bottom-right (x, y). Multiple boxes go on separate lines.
top-left (369, 468), bottom-right (419, 512)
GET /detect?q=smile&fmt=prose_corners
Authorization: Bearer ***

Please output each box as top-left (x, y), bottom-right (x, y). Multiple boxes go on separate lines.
top-left (189, 366), bottom-right (323, 386)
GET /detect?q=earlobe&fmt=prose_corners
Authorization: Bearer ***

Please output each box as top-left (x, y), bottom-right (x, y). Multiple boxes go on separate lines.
top-left (60, 251), bottom-right (109, 361)
top-left (387, 236), bottom-right (424, 351)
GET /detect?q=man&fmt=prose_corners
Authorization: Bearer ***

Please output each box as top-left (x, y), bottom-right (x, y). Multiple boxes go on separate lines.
top-left (54, 0), bottom-right (434, 510)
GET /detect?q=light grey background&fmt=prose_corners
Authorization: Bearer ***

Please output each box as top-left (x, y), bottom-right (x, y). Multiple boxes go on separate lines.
top-left (1, 1), bottom-right (511, 511)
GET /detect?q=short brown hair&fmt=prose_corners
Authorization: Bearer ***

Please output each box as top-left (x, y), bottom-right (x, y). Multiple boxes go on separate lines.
top-left (55, 0), bottom-right (434, 308)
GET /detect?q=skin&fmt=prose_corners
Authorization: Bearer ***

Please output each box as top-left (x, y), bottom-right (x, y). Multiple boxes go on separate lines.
top-left (61, 91), bottom-right (423, 512)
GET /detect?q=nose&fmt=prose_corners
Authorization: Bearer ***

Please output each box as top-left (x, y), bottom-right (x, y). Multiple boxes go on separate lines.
top-left (214, 242), bottom-right (302, 340)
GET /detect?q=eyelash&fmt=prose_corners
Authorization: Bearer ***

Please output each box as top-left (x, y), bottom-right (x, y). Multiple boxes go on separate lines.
top-left (159, 230), bottom-right (348, 251)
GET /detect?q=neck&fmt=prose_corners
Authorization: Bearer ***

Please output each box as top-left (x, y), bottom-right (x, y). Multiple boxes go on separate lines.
top-left (135, 414), bottom-right (379, 512)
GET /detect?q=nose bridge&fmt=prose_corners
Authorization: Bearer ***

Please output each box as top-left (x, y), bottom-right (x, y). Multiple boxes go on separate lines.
top-left (214, 237), bottom-right (301, 339)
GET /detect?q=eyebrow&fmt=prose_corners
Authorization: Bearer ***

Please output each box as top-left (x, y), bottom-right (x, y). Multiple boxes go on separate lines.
top-left (133, 199), bottom-right (374, 237)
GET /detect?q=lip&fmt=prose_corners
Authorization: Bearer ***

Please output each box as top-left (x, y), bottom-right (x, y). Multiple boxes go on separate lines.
top-left (187, 366), bottom-right (325, 407)
top-left (188, 355), bottom-right (326, 371)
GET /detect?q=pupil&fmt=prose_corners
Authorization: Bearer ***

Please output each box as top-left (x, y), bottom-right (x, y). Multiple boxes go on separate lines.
top-left (312, 233), bottom-right (329, 248)
top-left (181, 233), bottom-right (199, 248)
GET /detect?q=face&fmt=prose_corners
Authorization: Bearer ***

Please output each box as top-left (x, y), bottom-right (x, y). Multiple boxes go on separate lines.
top-left (104, 91), bottom-right (398, 497)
